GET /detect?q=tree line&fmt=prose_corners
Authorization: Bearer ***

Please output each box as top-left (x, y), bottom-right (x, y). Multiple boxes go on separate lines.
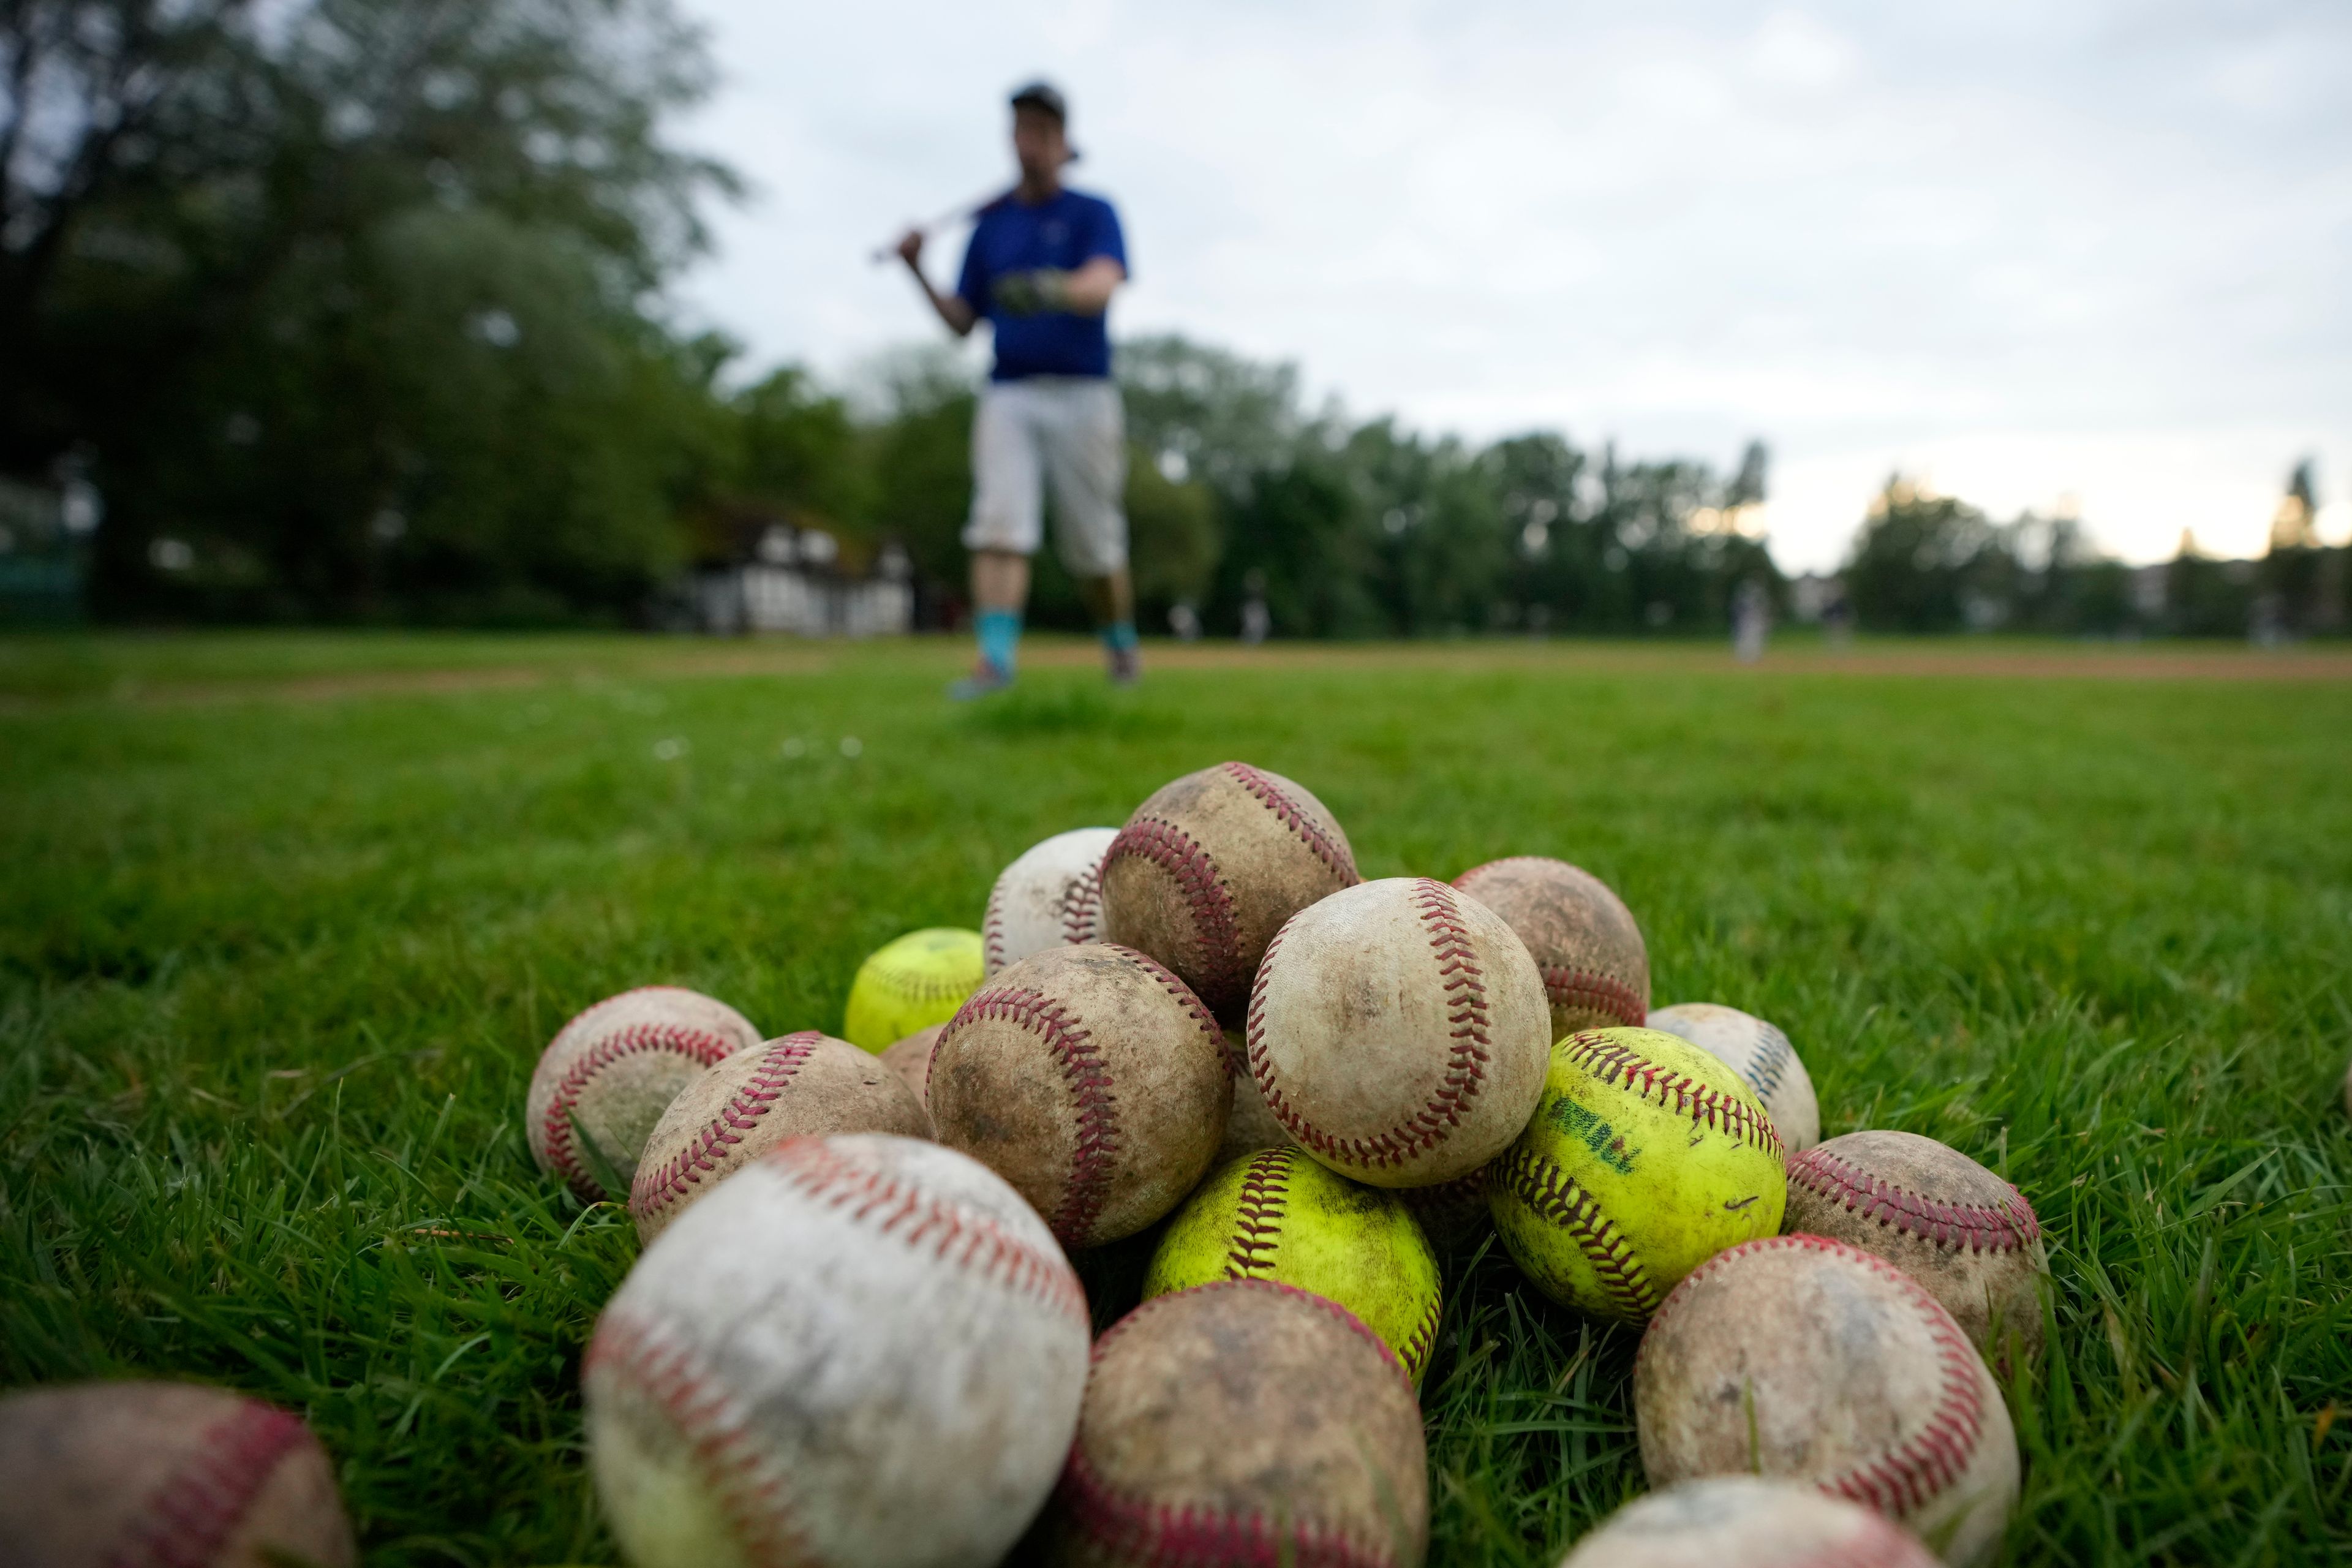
top-left (6, 3), bottom-right (2339, 639)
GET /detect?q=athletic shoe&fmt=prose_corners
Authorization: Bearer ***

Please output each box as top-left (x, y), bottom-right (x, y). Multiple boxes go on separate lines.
top-left (948, 658), bottom-right (1015, 701)
top-left (1107, 644), bottom-right (1141, 687)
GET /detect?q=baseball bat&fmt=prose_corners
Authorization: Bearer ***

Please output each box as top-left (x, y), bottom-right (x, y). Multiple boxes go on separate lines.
top-left (869, 153), bottom-right (1082, 264)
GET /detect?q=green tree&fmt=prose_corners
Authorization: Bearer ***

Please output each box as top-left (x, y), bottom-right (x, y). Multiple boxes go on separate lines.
top-left (861, 348), bottom-right (976, 611)
top-left (736, 368), bottom-right (873, 533)
top-left (4, 0), bottom-right (734, 619)
top-left (1845, 478), bottom-right (2011, 633)
top-left (2260, 457), bottom-right (2323, 633)
top-left (1123, 454), bottom-right (1219, 625)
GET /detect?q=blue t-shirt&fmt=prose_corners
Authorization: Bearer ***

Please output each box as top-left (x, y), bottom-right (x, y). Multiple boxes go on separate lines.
top-left (956, 187), bottom-right (1128, 381)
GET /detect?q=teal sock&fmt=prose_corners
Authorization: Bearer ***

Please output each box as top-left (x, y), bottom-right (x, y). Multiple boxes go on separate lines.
top-left (977, 610), bottom-right (1022, 673)
top-left (1100, 620), bottom-right (1139, 653)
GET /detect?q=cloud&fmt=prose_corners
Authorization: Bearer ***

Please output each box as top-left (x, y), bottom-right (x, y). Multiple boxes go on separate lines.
top-left (670, 0), bottom-right (2352, 568)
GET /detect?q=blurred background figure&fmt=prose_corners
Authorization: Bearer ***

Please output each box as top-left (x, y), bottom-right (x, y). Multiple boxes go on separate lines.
top-left (1822, 587), bottom-right (1855, 650)
top-left (892, 81), bottom-right (1137, 698)
top-left (1240, 571), bottom-right (1272, 646)
top-left (1733, 577), bottom-right (1770, 663)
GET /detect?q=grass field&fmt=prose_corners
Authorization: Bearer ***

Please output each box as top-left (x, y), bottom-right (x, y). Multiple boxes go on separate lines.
top-left (2, 631), bottom-right (2348, 1567)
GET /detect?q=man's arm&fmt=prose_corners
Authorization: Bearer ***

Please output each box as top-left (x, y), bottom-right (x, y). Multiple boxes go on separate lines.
top-left (992, 255), bottom-right (1126, 318)
top-left (1054, 255), bottom-right (1125, 316)
top-left (896, 231), bottom-right (978, 337)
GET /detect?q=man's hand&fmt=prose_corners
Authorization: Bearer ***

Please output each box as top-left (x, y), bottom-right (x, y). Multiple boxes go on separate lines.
top-left (992, 268), bottom-right (1073, 318)
top-left (895, 229), bottom-right (925, 267)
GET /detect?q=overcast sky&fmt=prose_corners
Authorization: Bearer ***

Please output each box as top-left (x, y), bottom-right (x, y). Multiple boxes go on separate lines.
top-left (669, 1), bottom-right (2352, 571)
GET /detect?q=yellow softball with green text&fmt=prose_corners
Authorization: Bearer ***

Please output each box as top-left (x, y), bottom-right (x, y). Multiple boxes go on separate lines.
top-left (1490, 1027), bottom-right (1785, 1321)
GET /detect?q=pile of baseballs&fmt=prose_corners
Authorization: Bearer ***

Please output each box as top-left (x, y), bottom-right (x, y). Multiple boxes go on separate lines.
top-left (0, 760), bottom-right (2054, 1568)
top-left (508, 760), bottom-right (2056, 1568)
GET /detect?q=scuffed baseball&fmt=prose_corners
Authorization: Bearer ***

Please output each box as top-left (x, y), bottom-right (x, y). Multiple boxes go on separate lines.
top-left (588, 1135), bottom-right (1091, 1568)
top-left (1558, 1476), bottom-right (1940, 1568)
top-left (527, 986), bottom-right (763, 1202)
top-left (1212, 1028), bottom-right (1294, 1167)
top-left (1099, 761), bottom-right (1360, 1024)
top-left (930, 943), bottom-right (1232, 1248)
top-left (879, 1024), bottom-right (943, 1109)
top-left (1397, 1164), bottom-right (1494, 1251)
top-left (1453, 857), bottom-right (1648, 1035)
top-left (1784, 1129), bottom-right (2048, 1368)
top-left (1042, 1279), bottom-right (1428, 1568)
top-left (628, 1030), bottom-right (932, 1241)
top-left (1646, 1003), bottom-right (1820, 1152)
top-left (985, 827), bottom-right (1118, 978)
top-left (0, 1381), bottom-right (356, 1568)
top-left (1634, 1234), bottom-right (2019, 1568)
top-left (1248, 876), bottom-right (1551, 1188)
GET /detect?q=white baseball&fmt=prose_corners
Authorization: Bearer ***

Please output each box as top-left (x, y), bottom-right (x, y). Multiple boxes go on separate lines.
top-left (527, 987), bottom-right (763, 1200)
top-left (1646, 1003), bottom-right (1820, 1152)
top-left (1557, 1477), bottom-right (1940, 1568)
top-left (984, 827), bottom-right (1118, 978)
top-left (1634, 1235), bottom-right (2019, 1568)
top-left (586, 1134), bottom-right (1092, 1568)
top-left (628, 1031), bottom-right (932, 1242)
top-left (1212, 1028), bottom-right (1294, 1167)
top-left (1248, 877), bottom-right (1550, 1188)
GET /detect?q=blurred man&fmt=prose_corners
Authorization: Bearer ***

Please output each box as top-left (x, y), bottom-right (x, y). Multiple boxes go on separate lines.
top-left (896, 81), bottom-right (1135, 697)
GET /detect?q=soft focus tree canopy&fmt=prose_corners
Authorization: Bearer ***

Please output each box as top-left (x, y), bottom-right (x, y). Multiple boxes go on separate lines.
top-left (4, 0), bottom-right (733, 619)
top-left (9, 7), bottom-right (2325, 635)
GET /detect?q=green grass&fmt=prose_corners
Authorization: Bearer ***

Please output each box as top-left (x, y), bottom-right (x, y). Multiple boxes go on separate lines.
top-left (2, 631), bottom-right (2348, 1566)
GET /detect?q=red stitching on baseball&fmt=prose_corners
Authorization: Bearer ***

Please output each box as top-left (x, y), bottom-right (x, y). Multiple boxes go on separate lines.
top-left (1063, 863), bottom-right (1105, 947)
top-left (541, 1022), bottom-right (741, 1200)
top-left (1493, 1142), bottom-right (1659, 1317)
top-left (1539, 965), bottom-right (1646, 1027)
top-left (1398, 1289), bottom-right (1442, 1379)
top-left (105, 1398), bottom-right (313, 1568)
top-left (1636, 1235), bottom-right (1988, 1523)
top-left (1562, 1030), bottom-right (1782, 1158)
top-left (1249, 880), bottom-right (1491, 1171)
top-left (1106, 941), bottom-right (1225, 1050)
top-left (983, 884), bottom-right (1009, 973)
top-left (1224, 1148), bottom-right (1291, 1278)
top-left (628, 1032), bottom-right (820, 1224)
top-left (1102, 816), bottom-right (1244, 1007)
top-left (1220, 761), bottom-right (1359, 884)
top-left (586, 1313), bottom-right (809, 1568)
top-left (945, 985), bottom-right (1123, 1246)
top-left (761, 1137), bottom-right (1090, 1321)
top-left (1789, 1147), bottom-right (2041, 1254)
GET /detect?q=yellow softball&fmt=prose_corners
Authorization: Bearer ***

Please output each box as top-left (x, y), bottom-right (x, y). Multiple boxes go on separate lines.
top-left (1142, 1147), bottom-right (1444, 1382)
top-left (842, 928), bottom-right (985, 1050)
top-left (1490, 1026), bottom-right (1785, 1322)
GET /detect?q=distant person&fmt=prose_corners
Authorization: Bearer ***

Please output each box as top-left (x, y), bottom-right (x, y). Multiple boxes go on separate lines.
top-left (895, 81), bottom-right (1136, 698)
top-left (1732, 578), bottom-right (1770, 663)
top-left (1240, 570), bottom-right (1272, 646)
top-left (1822, 586), bottom-right (1853, 649)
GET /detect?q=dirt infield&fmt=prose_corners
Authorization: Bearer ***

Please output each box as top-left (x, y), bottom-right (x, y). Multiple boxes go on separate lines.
top-left (1025, 640), bottom-right (2352, 682)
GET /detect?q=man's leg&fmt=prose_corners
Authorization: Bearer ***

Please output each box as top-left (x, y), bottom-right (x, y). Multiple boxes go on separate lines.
top-left (971, 548), bottom-right (1032, 678)
top-left (954, 384), bottom-right (1044, 696)
top-left (1039, 380), bottom-right (1140, 683)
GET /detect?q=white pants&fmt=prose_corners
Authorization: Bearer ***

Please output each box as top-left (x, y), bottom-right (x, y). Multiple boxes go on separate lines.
top-left (963, 378), bottom-right (1129, 578)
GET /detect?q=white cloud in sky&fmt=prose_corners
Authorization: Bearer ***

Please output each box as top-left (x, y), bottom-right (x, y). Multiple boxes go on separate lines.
top-left (668, 1), bottom-right (2352, 570)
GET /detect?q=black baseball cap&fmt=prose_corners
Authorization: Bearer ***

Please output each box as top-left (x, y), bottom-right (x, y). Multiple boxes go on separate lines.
top-left (1009, 81), bottom-right (1068, 124)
